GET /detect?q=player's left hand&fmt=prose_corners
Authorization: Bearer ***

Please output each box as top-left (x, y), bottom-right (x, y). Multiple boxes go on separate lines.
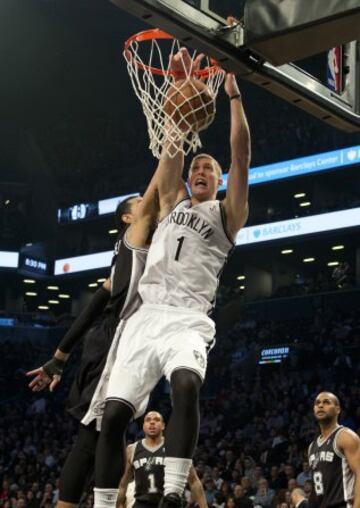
top-left (26, 367), bottom-right (53, 392)
top-left (224, 72), bottom-right (241, 98)
top-left (26, 356), bottom-right (65, 392)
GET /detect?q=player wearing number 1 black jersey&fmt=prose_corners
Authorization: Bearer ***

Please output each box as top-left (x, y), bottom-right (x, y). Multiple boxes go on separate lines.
top-left (117, 412), bottom-right (206, 508)
top-left (308, 392), bottom-right (360, 508)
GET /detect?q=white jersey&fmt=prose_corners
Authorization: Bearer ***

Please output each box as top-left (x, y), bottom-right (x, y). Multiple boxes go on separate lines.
top-left (138, 198), bottom-right (234, 314)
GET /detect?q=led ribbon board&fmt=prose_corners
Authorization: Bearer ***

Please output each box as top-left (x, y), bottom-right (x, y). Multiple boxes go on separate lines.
top-left (0, 251), bottom-right (19, 268)
top-left (58, 193), bottom-right (140, 223)
top-left (98, 193), bottom-right (140, 216)
top-left (54, 251), bottom-right (113, 275)
top-left (58, 146), bottom-right (360, 222)
top-left (219, 145), bottom-right (360, 190)
top-left (53, 206), bottom-right (360, 275)
top-left (236, 207), bottom-right (360, 246)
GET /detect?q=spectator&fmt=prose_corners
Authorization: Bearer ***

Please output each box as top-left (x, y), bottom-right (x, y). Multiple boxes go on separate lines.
top-left (212, 492), bottom-right (225, 508)
top-left (268, 466), bottom-right (287, 490)
top-left (253, 478), bottom-right (275, 507)
top-left (225, 496), bottom-right (236, 508)
top-left (303, 481), bottom-right (313, 499)
top-left (241, 477), bottom-right (256, 498)
top-left (296, 462), bottom-right (311, 487)
top-left (212, 467), bottom-right (224, 490)
top-left (290, 488), bottom-right (308, 508)
top-left (204, 479), bottom-right (217, 506)
top-left (287, 479), bottom-right (298, 492)
top-left (233, 485), bottom-right (253, 508)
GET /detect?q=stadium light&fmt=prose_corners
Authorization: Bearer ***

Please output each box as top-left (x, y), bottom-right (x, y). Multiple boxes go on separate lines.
top-left (47, 285), bottom-right (59, 290)
top-left (294, 193), bottom-right (306, 198)
top-left (303, 258), bottom-right (315, 263)
top-left (38, 305), bottom-right (49, 310)
top-left (299, 202), bottom-right (311, 207)
top-left (88, 283), bottom-right (98, 288)
top-left (237, 275), bottom-right (245, 280)
top-left (281, 249), bottom-right (293, 254)
top-left (58, 294), bottom-right (71, 299)
top-left (327, 261), bottom-right (340, 266)
top-left (331, 245), bottom-right (344, 250)
top-left (25, 292), bottom-right (37, 297)
top-left (23, 279), bottom-right (35, 284)
top-left (108, 229), bottom-right (118, 235)
top-left (48, 300), bottom-right (60, 304)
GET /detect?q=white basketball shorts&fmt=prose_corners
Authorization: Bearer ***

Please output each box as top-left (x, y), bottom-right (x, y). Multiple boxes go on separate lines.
top-left (105, 303), bottom-right (215, 417)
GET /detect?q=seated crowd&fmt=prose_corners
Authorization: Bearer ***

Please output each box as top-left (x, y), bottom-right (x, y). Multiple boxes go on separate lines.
top-left (0, 305), bottom-right (359, 508)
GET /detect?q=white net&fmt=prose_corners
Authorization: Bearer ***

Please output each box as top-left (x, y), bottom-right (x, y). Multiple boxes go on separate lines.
top-left (124, 32), bottom-right (225, 158)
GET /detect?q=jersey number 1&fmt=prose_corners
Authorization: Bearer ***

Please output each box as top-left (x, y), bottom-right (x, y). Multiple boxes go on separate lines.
top-left (175, 236), bottom-right (185, 261)
top-left (148, 473), bottom-right (158, 493)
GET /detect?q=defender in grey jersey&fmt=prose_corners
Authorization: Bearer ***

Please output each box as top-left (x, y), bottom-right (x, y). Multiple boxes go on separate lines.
top-left (27, 172), bottom-right (159, 508)
top-left (308, 392), bottom-right (360, 508)
top-left (93, 58), bottom-right (250, 508)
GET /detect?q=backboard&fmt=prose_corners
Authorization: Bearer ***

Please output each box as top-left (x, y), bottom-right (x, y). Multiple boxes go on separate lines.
top-left (111, 0), bottom-right (360, 132)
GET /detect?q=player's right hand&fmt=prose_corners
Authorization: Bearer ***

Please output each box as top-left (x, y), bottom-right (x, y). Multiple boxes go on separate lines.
top-left (26, 366), bottom-right (62, 392)
top-left (169, 47), bottom-right (204, 77)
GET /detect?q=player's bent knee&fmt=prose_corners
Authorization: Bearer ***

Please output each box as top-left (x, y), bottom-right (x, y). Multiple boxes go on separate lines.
top-left (170, 369), bottom-right (201, 406)
top-left (101, 399), bottom-right (133, 436)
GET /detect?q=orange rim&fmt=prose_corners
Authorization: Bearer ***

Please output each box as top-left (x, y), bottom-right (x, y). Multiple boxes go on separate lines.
top-left (124, 28), bottom-right (223, 78)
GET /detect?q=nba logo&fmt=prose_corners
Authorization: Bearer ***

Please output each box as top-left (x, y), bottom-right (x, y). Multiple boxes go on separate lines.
top-left (327, 47), bottom-right (342, 94)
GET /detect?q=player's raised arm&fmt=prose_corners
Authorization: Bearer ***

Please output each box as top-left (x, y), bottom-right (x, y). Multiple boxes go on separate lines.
top-left (156, 142), bottom-right (187, 220)
top-left (222, 73), bottom-right (251, 239)
top-left (126, 168), bottom-right (159, 247)
top-left (337, 429), bottom-right (360, 508)
top-left (155, 47), bottom-right (207, 219)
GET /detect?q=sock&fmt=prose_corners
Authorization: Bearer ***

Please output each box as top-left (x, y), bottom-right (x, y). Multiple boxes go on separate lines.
top-left (93, 488), bottom-right (119, 508)
top-left (164, 457), bottom-right (192, 497)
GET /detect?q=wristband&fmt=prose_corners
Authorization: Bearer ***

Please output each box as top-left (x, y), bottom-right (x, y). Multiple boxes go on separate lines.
top-left (230, 93), bottom-right (241, 101)
top-left (42, 357), bottom-right (65, 379)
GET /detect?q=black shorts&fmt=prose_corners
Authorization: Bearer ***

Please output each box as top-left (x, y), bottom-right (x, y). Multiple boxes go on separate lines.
top-left (66, 312), bottom-right (119, 421)
top-left (133, 501), bottom-right (160, 508)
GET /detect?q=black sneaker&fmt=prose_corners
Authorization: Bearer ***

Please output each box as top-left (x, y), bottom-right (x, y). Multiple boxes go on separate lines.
top-left (158, 493), bottom-right (182, 508)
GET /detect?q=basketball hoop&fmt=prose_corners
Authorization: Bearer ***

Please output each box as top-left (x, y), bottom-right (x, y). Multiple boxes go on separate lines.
top-left (124, 29), bottom-right (225, 158)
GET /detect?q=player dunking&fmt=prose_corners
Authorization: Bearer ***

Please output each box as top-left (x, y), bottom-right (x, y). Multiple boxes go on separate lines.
top-left (26, 173), bottom-right (159, 508)
top-left (118, 411), bottom-right (207, 508)
top-left (93, 56), bottom-right (250, 508)
top-left (308, 392), bottom-right (360, 508)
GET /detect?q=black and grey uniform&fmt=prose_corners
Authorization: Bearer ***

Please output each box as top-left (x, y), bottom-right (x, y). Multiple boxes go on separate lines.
top-left (308, 426), bottom-right (355, 508)
top-left (59, 234), bottom-right (148, 503)
top-left (131, 439), bottom-right (165, 507)
top-left (67, 235), bottom-right (148, 422)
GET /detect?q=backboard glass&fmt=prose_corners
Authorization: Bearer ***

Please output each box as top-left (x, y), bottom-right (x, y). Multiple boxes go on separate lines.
top-left (111, 0), bottom-right (360, 132)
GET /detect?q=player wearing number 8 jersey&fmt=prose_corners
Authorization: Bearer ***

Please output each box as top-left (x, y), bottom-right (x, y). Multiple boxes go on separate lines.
top-left (308, 392), bottom-right (360, 508)
top-left (93, 63), bottom-right (250, 508)
top-left (117, 412), bottom-right (206, 508)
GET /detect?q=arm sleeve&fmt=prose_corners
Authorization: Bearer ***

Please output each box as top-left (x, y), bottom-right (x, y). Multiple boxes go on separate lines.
top-left (58, 286), bottom-right (110, 354)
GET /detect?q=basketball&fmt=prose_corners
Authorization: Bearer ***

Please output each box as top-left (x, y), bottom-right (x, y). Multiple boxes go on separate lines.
top-left (164, 78), bottom-right (215, 132)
